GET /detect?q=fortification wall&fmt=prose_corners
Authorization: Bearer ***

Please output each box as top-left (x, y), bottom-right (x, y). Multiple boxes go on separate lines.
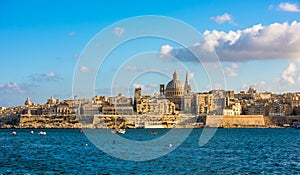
top-left (264, 116), bottom-right (300, 126)
top-left (205, 115), bottom-right (265, 127)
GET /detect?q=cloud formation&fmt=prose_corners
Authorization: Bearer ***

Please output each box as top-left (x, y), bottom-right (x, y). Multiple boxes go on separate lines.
top-left (242, 63), bottom-right (300, 93)
top-left (159, 44), bottom-right (175, 60)
top-left (278, 2), bottom-right (300, 12)
top-left (281, 63), bottom-right (296, 84)
top-left (225, 63), bottom-right (239, 77)
top-left (210, 13), bottom-right (235, 24)
top-left (0, 82), bottom-right (28, 94)
top-left (114, 27), bottom-right (125, 36)
top-left (275, 63), bottom-right (300, 85)
top-left (160, 21), bottom-right (300, 62)
top-left (160, 44), bottom-right (173, 55)
top-left (30, 72), bottom-right (62, 82)
top-left (79, 66), bottom-right (90, 73)
top-left (189, 72), bottom-right (195, 79)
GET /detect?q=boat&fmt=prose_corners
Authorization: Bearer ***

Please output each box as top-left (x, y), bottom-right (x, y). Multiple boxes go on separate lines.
top-left (110, 84), bottom-right (126, 134)
top-left (38, 131), bottom-right (47, 135)
top-left (111, 116), bottom-right (126, 134)
top-left (282, 124), bottom-right (290, 127)
top-left (111, 128), bottom-right (126, 134)
top-left (296, 124), bottom-right (300, 129)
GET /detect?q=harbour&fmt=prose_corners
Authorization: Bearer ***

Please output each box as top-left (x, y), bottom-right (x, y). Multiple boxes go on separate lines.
top-left (1, 128), bottom-right (299, 174)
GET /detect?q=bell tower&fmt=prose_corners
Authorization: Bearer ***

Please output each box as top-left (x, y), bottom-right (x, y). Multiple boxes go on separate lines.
top-left (184, 71), bottom-right (191, 94)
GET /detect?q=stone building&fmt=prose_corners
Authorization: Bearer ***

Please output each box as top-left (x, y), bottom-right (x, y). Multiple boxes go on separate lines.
top-left (195, 93), bottom-right (213, 115)
top-left (101, 93), bottom-right (134, 115)
top-left (161, 70), bottom-right (191, 110)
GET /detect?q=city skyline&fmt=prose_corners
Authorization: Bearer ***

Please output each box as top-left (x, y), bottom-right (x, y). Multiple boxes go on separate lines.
top-left (1, 0), bottom-right (300, 107)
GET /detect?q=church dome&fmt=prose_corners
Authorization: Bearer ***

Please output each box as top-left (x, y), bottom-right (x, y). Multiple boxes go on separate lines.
top-left (25, 97), bottom-right (32, 106)
top-left (165, 71), bottom-right (184, 97)
top-left (166, 79), bottom-right (184, 91)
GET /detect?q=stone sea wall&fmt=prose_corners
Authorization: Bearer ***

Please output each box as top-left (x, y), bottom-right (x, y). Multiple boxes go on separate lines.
top-left (2, 113), bottom-right (300, 128)
top-left (17, 114), bottom-right (80, 128)
top-left (264, 116), bottom-right (300, 126)
top-left (205, 115), bottom-right (265, 128)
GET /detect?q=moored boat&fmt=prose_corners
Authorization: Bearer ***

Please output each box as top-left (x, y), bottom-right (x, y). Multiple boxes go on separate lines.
top-left (111, 128), bottom-right (126, 134)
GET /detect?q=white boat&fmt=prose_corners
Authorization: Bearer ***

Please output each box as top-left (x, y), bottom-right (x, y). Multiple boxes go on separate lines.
top-left (111, 128), bottom-right (126, 134)
top-left (282, 124), bottom-right (290, 127)
top-left (110, 85), bottom-right (126, 134)
top-left (111, 116), bottom-right (126, 134)
top-left (38, 131), bottom-right (47, 135)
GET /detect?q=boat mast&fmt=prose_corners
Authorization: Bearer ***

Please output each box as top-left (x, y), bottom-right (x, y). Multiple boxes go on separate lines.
top-left (114, 82), bottom-right (117, 129)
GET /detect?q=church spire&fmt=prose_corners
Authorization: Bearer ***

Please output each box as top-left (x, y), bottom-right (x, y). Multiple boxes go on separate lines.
top-left (184, 70), bottom-right (191, 94)
top-left (185, 71), bottom-right (189, 85)
top-left (173, 70), bottom-right (178, 80)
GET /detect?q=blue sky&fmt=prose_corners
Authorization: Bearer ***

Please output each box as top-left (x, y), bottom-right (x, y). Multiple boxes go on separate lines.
top-left (1, 0), bottom-right (300, 107)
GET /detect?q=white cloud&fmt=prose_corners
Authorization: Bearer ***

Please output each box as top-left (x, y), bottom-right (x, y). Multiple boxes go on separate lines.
top-left (270, 63), bottom-right (300, 92)
top-left (166, 21), bottom-right (300, 62)
top-left (80, 66), bottom-right (90, 73)
top-left (159, 44), bottom-right (174, 60)
top-left (189, 72), bottom-right (195, 79)
top-left (239, 63), bottom-right (300, 93)
top-left (278, 2), bottom-right (300, 12)
top-left (160, 44), bottom-right (173, 55)
top-left (281, 63), bottom-right (297, 84)
top-left (114, 27), bottom-right (125, 36)
top-left (225, 63), bottom-right (239, 77)
top-left (0, 82), bottom-right (28, 94)
top-left (30, 72), bottom-right (62, 82)
top-left (210, 13), bottom-right (235, 24)
top-left (45, 72), bottom-right (56, 77)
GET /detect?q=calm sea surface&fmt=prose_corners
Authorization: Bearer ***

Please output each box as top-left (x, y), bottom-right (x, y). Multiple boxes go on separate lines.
top-left (0, 128), bottom-right (299, 174)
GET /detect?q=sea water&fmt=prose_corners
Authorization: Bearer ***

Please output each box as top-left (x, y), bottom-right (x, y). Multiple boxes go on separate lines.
top-left (0, 128), bottom-right (299, 174)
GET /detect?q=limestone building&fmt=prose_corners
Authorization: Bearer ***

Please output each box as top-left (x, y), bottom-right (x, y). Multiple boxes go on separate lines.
top-left (160, 70), bottom-right (192, 111)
